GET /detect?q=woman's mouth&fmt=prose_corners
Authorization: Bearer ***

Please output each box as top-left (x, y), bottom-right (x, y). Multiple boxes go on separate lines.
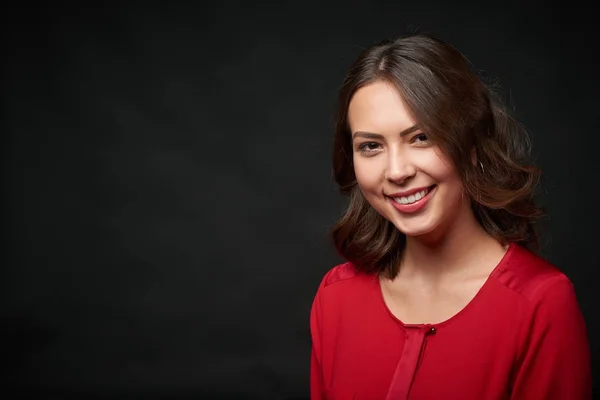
top-left (391, 185), bottom-right (435, 205)
top-left (388, 185), bottom-right (437, 213)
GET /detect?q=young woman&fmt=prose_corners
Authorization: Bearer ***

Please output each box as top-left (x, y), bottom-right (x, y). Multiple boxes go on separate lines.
top-left (310, 33), bottom-right (591, 400)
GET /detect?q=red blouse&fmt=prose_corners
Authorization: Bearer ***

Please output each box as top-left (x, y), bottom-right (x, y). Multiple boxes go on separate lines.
top-left (310, 243), bottom-right (591, 399)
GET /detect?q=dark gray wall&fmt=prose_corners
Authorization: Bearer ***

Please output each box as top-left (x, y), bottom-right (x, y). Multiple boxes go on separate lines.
top-left (3, 2), bottom-right (598, 398)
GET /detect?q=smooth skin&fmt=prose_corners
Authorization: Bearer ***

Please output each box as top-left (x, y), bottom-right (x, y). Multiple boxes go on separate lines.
top-left (348, 80), bottom-right (508, 324)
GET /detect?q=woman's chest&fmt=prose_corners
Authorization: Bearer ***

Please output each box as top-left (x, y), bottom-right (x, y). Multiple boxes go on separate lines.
top-left (323, 319), bottom-right (517, 400)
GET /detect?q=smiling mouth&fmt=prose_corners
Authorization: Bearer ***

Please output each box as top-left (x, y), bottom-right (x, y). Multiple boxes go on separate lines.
top-left (389, 185), bottom-right (436, 205)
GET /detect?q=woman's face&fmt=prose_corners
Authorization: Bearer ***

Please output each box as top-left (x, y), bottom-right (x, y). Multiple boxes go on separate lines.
top-left (348, 80), bottom-right (468, 239)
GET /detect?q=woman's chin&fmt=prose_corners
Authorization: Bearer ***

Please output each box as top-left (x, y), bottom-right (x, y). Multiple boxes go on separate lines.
top-left (392, 222), bottom-right (438, 238)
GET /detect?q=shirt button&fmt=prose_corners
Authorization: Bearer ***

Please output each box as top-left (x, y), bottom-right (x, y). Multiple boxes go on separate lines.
top-left (429, 326), bottom-right (436, 334)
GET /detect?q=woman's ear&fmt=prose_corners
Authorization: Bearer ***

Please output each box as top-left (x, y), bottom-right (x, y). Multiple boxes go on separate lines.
top-left (471, 147), bottom-right (478, 166)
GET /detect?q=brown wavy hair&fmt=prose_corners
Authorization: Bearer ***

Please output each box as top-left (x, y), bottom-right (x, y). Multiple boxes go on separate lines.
top-left (331, 33), bottom-right (544, 279)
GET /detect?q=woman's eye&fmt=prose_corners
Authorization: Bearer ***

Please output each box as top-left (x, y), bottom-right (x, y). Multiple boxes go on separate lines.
top-left (357, 142), bottom-right (381, 153)
top-left (413, 133), bottom-right (429, 142)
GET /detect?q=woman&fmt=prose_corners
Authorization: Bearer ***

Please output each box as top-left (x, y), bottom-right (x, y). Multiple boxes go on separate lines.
top-left (309, 33), bottom-right (591, 399)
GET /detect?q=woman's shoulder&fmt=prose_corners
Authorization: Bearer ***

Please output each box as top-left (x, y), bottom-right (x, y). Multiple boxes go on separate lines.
top-left (315, 261), bottom-right (376, 294)
top-left (494, 243), bottom-right (578, 304)
top-left (321, 262), bottom-right (360, 285)
top-left (311, 262), bottom-right (379, 319)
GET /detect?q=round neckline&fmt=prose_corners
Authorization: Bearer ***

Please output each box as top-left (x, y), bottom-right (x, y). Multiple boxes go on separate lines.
top-left (375, 242), bottom-right (515, 329)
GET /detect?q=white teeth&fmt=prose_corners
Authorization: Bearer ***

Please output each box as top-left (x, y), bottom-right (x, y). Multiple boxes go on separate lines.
top-left (393, 188), bottom-right (429, 205)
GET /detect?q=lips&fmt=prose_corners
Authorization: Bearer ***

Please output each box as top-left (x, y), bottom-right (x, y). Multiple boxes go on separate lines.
top-left (392, 185), bottom-right (434, 205)
top-left (387, 185), bottom-right (436, 213)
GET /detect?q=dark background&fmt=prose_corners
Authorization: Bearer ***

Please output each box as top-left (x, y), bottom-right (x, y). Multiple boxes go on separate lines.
top-left (3, 2), bottom-right (598, 399)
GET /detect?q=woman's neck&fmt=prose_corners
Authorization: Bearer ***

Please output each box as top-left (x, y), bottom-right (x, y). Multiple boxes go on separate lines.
top-left (398, 204), bottom-right (507, 282)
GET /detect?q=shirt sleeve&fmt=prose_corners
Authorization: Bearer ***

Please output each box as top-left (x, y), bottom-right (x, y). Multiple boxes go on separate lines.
top-left (310, 271), bottom-right (329, 400)
top-left (510, 275), bottom-right (591, 399)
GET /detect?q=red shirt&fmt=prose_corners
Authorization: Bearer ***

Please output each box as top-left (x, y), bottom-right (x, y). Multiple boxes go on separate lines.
top-left (310, 243), bottom-right (591, 399)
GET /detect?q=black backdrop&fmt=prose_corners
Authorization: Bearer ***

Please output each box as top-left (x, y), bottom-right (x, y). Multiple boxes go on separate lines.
top-left (3, 2), bottom-right (598, 399)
